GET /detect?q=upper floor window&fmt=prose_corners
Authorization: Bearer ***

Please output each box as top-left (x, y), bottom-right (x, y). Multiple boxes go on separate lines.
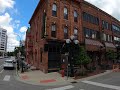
top-left (64, 7), bottom-right (68, 20)
top-left (64, 26), bottom-right (68, 39)
top-left (51, 24), bottom-right (56, 38)
top-left (102, 20), bottom-right (109, 30)
top-left (52, 4), bottom-right (57, 17)
top-left (74, 11), bottom-right (78, 22)
top-left (74, 28), bottom-right (78, 39)
top-left (83, 12), bottom-right (99, 25)
top-left (84, 27), bottom-right (100, 39)
top-left (114, 36), bottom-right (120, 41)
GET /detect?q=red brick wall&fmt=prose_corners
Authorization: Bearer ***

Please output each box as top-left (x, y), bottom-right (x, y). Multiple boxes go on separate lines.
top-left (26, 0), bottom-right (120, 73)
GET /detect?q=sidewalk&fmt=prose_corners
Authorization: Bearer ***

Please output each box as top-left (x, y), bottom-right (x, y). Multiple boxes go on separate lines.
top-left (16, 70), bottom-right (112, 86)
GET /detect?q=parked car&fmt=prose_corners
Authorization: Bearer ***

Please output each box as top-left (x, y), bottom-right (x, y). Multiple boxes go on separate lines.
top-left (3, 59), bottom-right (15, 70)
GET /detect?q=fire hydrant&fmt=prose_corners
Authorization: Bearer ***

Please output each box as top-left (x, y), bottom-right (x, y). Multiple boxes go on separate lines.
top-left (61, 70), bottom-right (65, 77)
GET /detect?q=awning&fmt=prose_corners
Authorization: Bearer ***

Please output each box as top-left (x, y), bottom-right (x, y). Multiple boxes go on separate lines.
top-left (105, 42), bottom-right (116, 52)
top-left (85, 39), bottom-right (104, 51)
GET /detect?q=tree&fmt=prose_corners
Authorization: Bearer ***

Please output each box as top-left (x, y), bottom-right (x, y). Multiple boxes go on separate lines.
top-left (7, 52), bottom-right (14, 56)
top-left (74, 46), bottom-right (91, 75)
top-left (106, 50), bottom-right (117, 63)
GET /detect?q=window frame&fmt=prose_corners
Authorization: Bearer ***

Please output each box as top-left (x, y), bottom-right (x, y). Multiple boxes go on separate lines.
top-left (64, 7), bottom-right (68, 20)
top-left (51, 24), bottom-right (57, 38)
top-left (52, 3), bottom-right (57, 17)
top-left (74, 10), bottom-right (78, 22)
top-left (64, 26), bottom-right (68, 39)
top-left (74, 28), bottom-right (78, 39)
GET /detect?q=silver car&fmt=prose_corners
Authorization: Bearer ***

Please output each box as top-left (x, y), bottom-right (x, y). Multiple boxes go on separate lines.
top-left (3, 60), bottom-right (15, 69)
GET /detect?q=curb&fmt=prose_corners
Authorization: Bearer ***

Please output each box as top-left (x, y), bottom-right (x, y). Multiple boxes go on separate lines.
top-left (14, 70), bottom-right (112, 86)
top-left (76, 70), bottom-right (112, 82)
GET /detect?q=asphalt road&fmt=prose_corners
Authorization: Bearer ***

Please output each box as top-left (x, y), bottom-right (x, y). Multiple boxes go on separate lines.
top-left (0, 58), bottom-right (120, 90)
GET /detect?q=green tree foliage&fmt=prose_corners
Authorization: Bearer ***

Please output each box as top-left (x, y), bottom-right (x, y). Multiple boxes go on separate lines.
top-left (14, 46), bottom-right (25, 58)
top-left (74, 46), bottom-right (91, 65)
top-left (7, 52), bottom-right (14, 56)
top-left (106, 50), bottom-right (117, 61)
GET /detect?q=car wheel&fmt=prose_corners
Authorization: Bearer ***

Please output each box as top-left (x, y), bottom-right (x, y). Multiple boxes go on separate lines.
top-left (3, 67), bottom-right (6, 70)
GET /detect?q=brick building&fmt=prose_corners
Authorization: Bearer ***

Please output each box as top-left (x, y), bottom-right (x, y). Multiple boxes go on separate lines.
top-left (25, 0), bottom-right (120, 73)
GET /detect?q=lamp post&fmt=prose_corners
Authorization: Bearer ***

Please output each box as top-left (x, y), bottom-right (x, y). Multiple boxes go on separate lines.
top-left (65, 35), bottom-right (79, 77)
top-left (13, 33), bottom-right (25, 73)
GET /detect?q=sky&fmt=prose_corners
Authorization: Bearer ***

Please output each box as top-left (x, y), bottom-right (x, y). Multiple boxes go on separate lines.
top-left (0, 0), bottom-right (120, 52)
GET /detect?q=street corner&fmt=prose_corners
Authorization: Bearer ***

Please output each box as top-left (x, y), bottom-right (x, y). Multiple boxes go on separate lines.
top-left (20, 75), bottom-right (29, 80)
top-left (40, 79), bottom-right (56, 83)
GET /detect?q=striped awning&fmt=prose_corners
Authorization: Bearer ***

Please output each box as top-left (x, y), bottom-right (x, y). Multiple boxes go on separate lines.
top-left (85, 39), bottom-right (103, 46)
top-left (105, 42), bottom-right (116, 52)
top-left (85, 39), bottom-right (104, 51)
top-left (105, 42), bottom-right (116, 48)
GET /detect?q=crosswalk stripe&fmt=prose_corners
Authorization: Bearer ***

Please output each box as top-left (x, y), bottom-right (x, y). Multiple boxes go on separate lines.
top-left (46, 85), bottom-right (74, 90)
top-left (3, 75), bottom-right (10, 81)
top-left (0, 69), bottom-right (4, 73)
top-left (82, 80), bottom-right (120, 90)
top-left (0, 64), bottom-right (3, 68)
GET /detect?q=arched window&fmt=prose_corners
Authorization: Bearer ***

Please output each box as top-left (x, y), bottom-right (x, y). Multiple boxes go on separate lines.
top-left (51, 24), bottom-right (56, 37)
top-left (64, 7), bottom-right (68, 20)
top-left (74, 10), bottom-right (78, 22)
top-left (64, 26), bottom-right (68, 39)
top-left (52, 4), bottom-right (57, 16)
top-left (74, 28), bottom-right (78, 39)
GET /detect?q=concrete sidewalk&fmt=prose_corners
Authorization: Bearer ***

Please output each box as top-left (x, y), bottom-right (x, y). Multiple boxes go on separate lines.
top-left (16, 70), bottom-right (112, 86)
top-left (16, 70), bottom-right (75, 86)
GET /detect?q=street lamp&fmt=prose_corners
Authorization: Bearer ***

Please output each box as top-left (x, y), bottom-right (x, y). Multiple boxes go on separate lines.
top-left (13, 33), bottom-right (25, 73)
top-left (65, 35), bottom-right (79, 77)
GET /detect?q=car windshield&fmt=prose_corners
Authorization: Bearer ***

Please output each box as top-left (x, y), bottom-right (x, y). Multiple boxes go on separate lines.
top-left (5, 61), bottom-right (13, 63)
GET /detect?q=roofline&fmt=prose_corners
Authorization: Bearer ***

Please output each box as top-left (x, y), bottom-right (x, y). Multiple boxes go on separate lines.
top-left (29, 0), bottom-right (120, 25)
top-left (29, 0), bottom-right (44, 24)
top-left (83, 0), bottom-right (120, 23)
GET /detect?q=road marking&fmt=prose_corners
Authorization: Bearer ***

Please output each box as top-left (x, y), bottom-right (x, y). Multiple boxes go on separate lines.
top-left (82, 80), bottom-right (120, 90)
top-left (46, 85), bottom-right (74, 90)
top-left (0, 64), bottom-right (3, 68)
top-left (0, 69), bottom-right (4, 73)
top-left (3, 75), bottom-right (10, 81)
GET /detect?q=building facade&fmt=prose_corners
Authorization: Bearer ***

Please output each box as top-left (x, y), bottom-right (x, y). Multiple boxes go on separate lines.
top-left (0, 28), bottom-right (7, 57)
top-left (26, 0), bottom-right (120, 73)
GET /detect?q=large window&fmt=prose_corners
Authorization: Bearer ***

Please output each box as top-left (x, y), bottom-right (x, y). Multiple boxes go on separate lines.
top-left (64, 26), bottom-right (68, 39)
top-left (74, 10), bottom-right (78, 22)
top-left (83, 12), bottom-right (99, 25)
top-left (52, 4), bottom-right (57, 17)
top-left (112, 24), bottom-right (120, 35)
top-left (102, 20), bottom-right (109, 30)
top-left (114, 36), bottom-right (120, 41)
top-left (64, 7), bottom-right (68, 20)
top-left (84, 27), bottom-right (100, 39)
top-left (74, 28), bottom-right (78, 39)
top-left (51, 24), bottom-right (56, 38)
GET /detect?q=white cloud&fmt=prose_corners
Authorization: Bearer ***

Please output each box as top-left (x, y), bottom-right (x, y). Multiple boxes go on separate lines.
top-left (0, 13), bottom-right (12, 26)
top-left (85, 0), bottom-right (120, 20)
top-left (7, 35), bottom-right (19, 52)
top-left (0, 0), bottom-right (15, 13)
top-left (20, 26), bottom-right (27, 33)
top-left (22, 33), bottom-right (26, 40)
top-left (0, 0), bottom-right (21, 52)
top-left (0, 13), bottom-right (19, 52)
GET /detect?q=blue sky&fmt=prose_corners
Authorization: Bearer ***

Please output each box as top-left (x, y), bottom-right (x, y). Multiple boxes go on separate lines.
top-left (0, 0), bottom-right (39, 51)
top-left (13, 0), bottom-right (39, 36)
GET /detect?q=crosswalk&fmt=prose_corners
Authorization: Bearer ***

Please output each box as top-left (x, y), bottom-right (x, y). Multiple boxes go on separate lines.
top-left (46, 85), bottom-right (74, 90)
top-left (46, 85), bottom-right (85, 90)
top-left (3, 75), bottom-right (11, 81)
